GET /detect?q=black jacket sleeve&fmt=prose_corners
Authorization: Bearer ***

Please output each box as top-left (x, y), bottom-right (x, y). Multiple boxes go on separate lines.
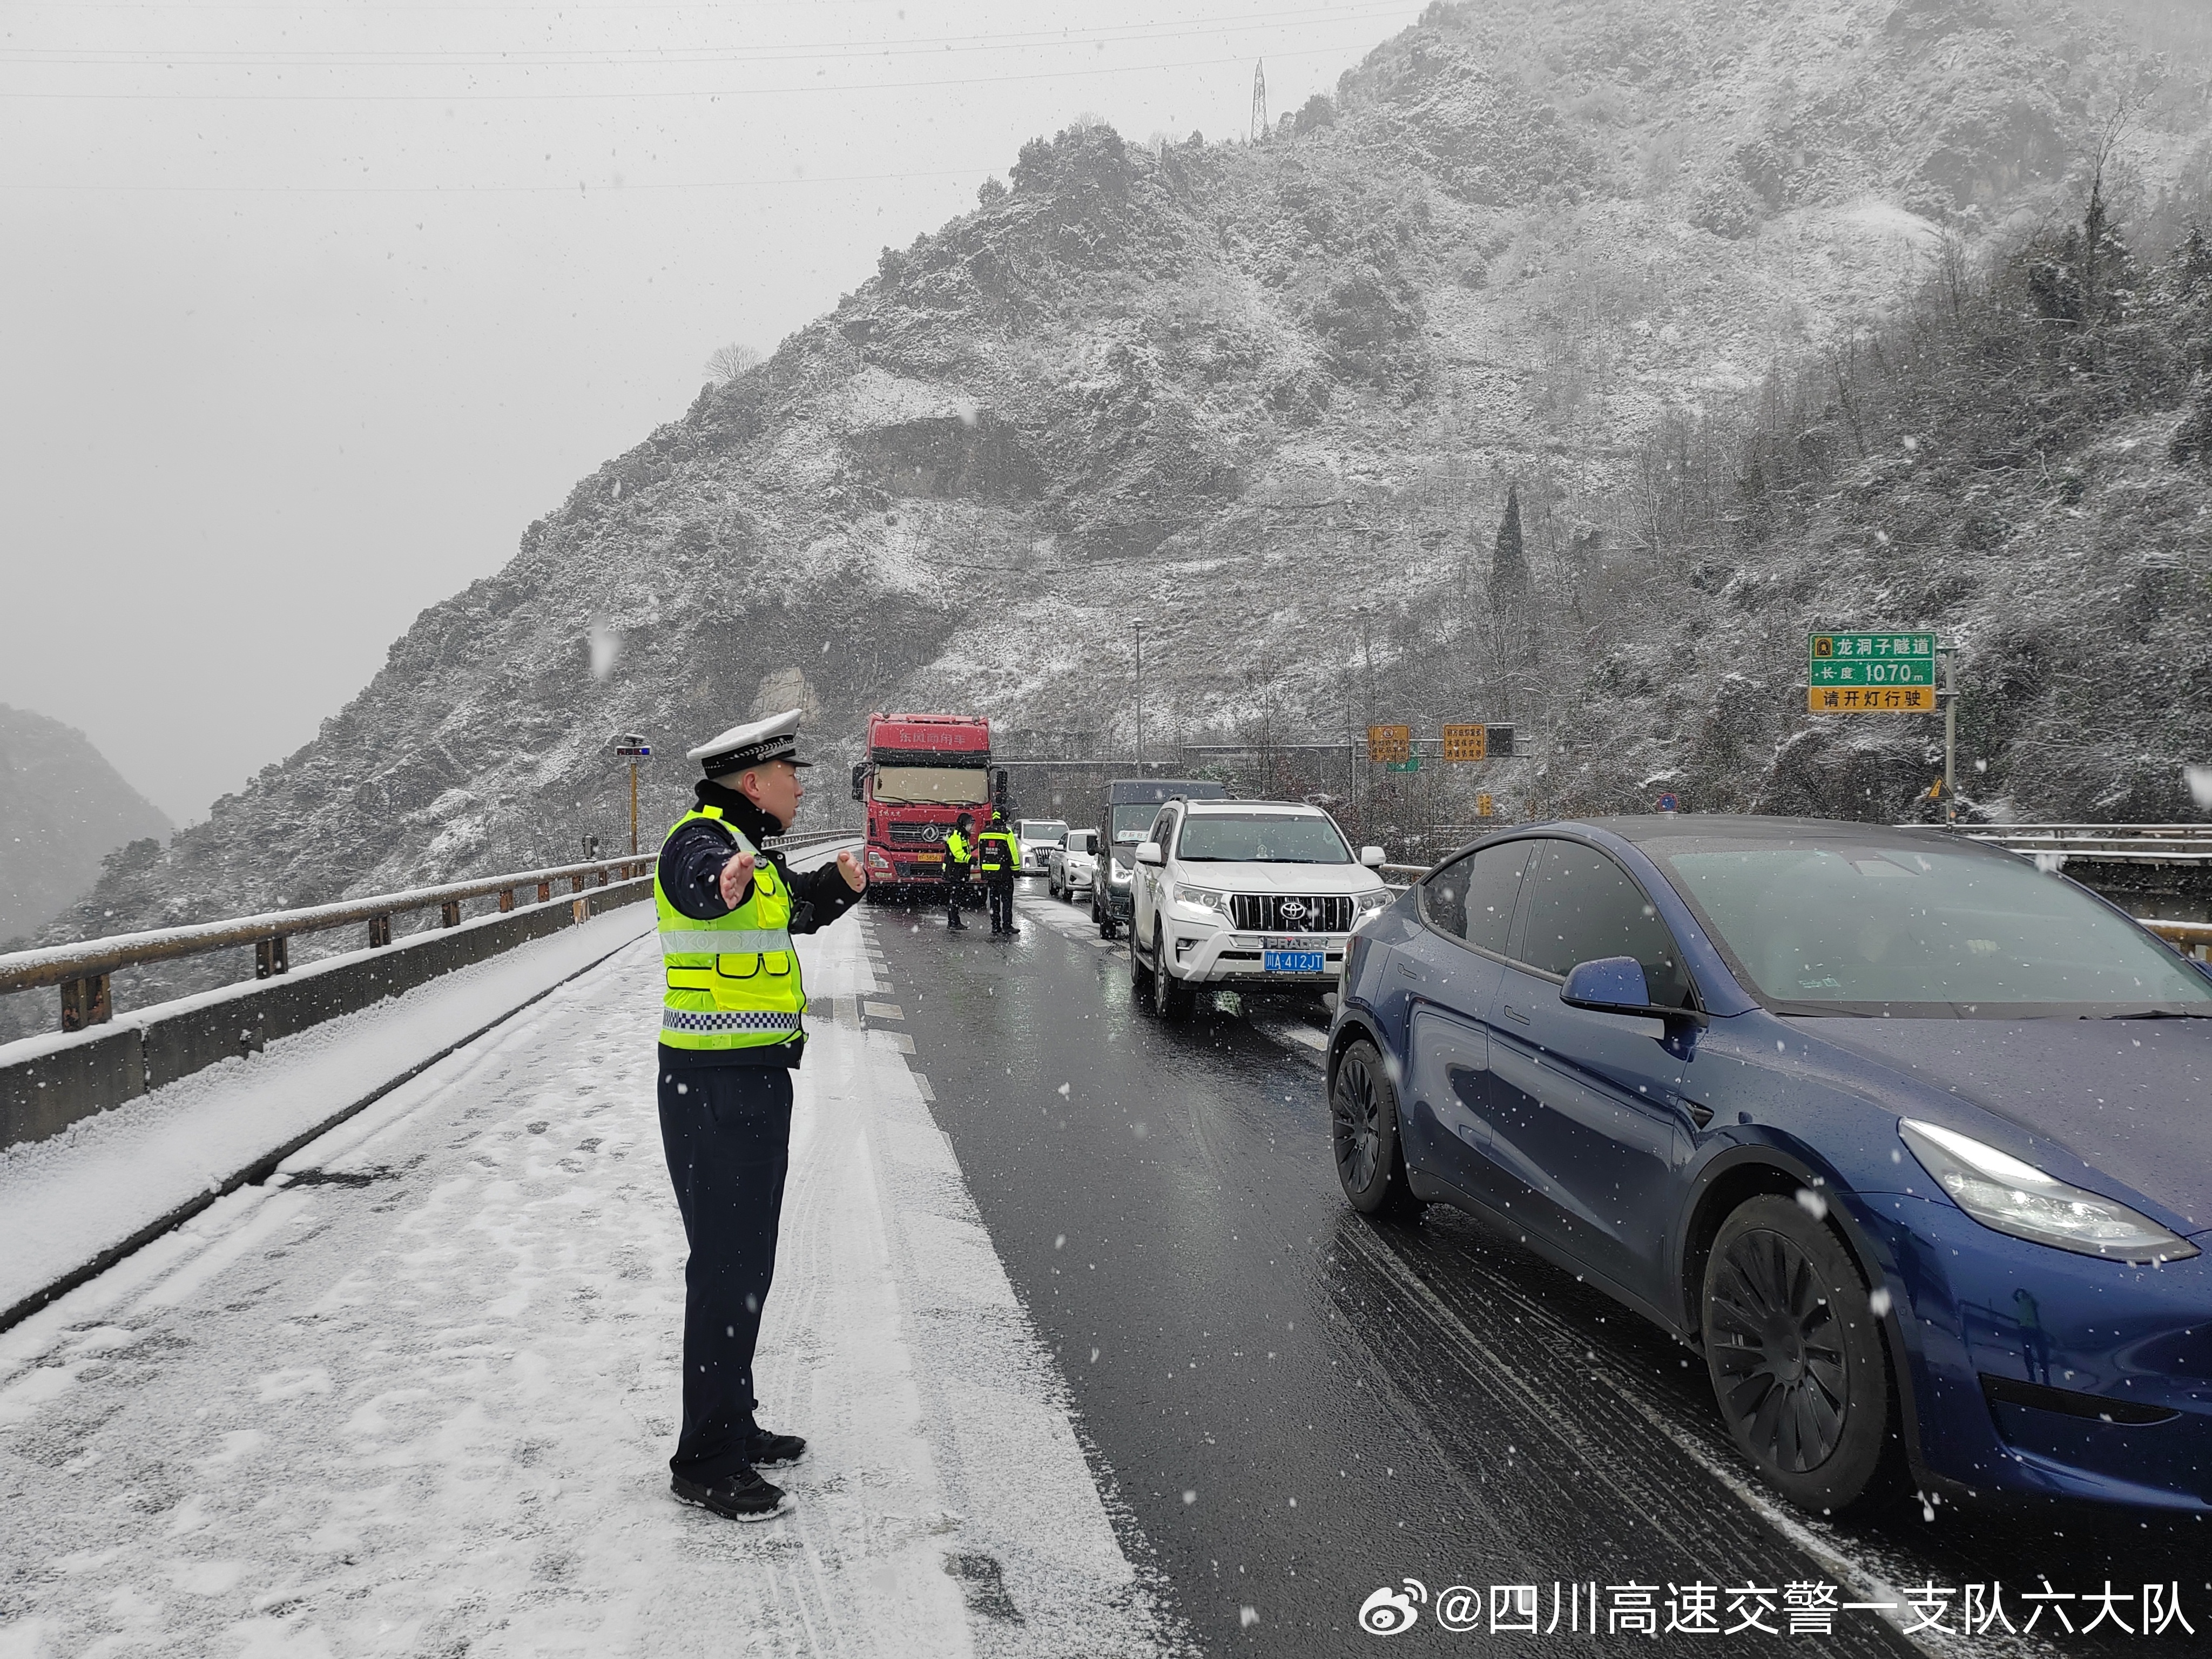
top-left (785, 854), bottom-right (863, 934)
top-left (657, 819), bottom-right (741, 921)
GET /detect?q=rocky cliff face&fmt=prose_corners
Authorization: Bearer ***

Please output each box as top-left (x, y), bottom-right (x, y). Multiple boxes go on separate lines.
top-left (0, 706), bottom-right (171, 945)
top-left (18, 0), bottom-right (2211, 993)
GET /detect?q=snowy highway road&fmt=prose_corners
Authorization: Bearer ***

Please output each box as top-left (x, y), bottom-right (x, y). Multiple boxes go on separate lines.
top-left (0, 887), bottom-right (1169, 1658)
top-left (5, 873), bottom-right (2210, 1657)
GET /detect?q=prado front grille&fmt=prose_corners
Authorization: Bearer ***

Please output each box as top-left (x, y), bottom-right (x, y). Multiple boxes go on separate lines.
top-left (1229, 893), bottom-right (1353, 933)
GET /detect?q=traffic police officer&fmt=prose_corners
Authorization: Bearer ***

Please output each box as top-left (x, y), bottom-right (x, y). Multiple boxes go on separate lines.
top-left (943, 811), bottom-right (975, 932)
top-left (655, 708), bottom-right (866, 1522)
top-left (977, 805), bottom-right (1021, 936)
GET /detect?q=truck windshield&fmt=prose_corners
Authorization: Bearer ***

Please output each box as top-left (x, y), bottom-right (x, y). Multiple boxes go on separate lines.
top-left (1176, 812), bottom-right (1351, 865)
top-left (873, 766), bottom-right (990, 806)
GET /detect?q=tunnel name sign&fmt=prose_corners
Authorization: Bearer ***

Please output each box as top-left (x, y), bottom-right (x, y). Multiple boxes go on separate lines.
top-left (1808, 631), bottom-right (1938, 713)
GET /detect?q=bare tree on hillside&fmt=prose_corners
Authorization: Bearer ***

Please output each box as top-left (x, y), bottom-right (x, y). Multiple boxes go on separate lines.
top-left (703, 342), bottom-right (762, 386)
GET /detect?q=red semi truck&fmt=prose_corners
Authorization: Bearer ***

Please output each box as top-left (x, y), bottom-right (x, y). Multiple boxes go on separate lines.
top-left (851, 713), bottom-right (1000, 901)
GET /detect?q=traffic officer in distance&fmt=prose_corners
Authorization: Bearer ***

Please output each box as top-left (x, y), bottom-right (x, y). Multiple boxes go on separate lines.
top-left (977, 805), bottom-right (1021, 937)
top-left (943, 811), bottom-right (975, 932)
top-left (655, 708), bottom-right (866, 1522)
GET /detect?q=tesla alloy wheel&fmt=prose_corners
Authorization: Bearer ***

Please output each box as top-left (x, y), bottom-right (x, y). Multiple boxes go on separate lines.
top-left (1331, 1039), bottom-right (1421, 1220)
top-left (1702, 1195), bottom-right (1904, 1516)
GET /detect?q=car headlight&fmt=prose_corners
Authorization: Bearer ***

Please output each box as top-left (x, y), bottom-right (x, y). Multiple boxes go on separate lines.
top-left (1173, 882), bottom-right (1231, 921)
top-left (1353, 889), bottom-right (1392, 920)
top-left (1109, 861), bottom-right (1132, 886)
top-left (1899, 1119), bottom-right (2200, 1264)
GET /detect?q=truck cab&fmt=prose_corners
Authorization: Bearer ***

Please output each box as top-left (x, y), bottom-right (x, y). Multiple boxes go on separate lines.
top-left (852, 713), bottom-right (999, 902)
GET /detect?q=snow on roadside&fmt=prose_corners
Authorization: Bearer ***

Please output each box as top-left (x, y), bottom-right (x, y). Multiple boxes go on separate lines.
top-left (0, 902), bottom-right (655, 1324)
top-left (0, 892), bottom-right (1177, 1656)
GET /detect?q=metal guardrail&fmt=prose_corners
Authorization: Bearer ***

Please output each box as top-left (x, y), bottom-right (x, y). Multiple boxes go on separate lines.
top-left (0, 827), bottom-right (859, 1034)
top-left (1961, 825), bottom-right (2212, 865)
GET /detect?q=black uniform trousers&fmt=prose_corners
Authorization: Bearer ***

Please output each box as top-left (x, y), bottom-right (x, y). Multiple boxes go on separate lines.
top-left (986, 876), bottom-right (1015, 934)
top-left (657, 1058), bottom-right (793, 1485)
top-left (945, 862), bottom-right (970, 923)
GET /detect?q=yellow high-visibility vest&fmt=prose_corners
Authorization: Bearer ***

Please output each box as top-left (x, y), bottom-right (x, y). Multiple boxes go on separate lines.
top-left (654, 804), bottom-right (805, 1053)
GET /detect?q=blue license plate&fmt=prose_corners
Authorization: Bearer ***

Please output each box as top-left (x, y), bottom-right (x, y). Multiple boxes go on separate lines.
top-left (1263, 949), bottom-right (1326, 974)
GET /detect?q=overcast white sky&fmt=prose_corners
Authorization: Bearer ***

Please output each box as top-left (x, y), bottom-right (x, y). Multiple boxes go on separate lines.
top-left (0, 0), bottom-right (1425, 822)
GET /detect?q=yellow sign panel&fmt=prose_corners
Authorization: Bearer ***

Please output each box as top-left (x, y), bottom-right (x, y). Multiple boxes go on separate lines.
top-left (1441, 723), bottom-right (1488, 763)
top-left (1367, 724), bottom-right (1412, 763)
top-left (1475, 793), bottom-right (1495, 818)
top-left (1808, 685), bottom-right (1937, 713)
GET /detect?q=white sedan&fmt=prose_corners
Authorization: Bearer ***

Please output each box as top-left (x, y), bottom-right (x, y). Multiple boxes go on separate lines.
top-left (1048, 830), bottom-right (1100, 901)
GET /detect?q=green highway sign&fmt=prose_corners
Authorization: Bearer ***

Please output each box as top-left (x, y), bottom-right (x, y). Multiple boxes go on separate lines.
top-left (1384, 757), bottom-right (1421, 774)
top-left (1808, 631), bottom-right (1938, 688)
top-left (1808, 630), bottom-right (1940, 714)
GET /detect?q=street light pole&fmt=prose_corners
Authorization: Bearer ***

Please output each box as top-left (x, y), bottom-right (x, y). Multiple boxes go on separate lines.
top-left (1134, 621), bottom-right (1145, 778)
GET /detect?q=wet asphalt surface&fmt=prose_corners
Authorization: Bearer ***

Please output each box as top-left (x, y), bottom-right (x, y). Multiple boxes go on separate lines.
top-left (868, 881), bottom-right (2212, 1657)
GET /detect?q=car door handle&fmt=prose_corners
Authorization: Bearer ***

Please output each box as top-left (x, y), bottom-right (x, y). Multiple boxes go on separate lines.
top-left (1395, 961), bottom-right (1424, 980)
top-left (1502, 1003), bottom-right (1530, 1025)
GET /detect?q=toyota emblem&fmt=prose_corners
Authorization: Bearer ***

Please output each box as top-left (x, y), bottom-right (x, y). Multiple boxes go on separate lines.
top-left (1279, 900), bottom-right (1309, 922)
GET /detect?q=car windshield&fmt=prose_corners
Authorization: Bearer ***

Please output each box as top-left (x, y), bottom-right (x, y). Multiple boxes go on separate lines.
top-left (1175, 812), bottom-right (1351, 865)
top-left (1020, 820), bottom-right (1067, 842)
top-left (1109, 805), bottom-right (1157, 844)
top-left (873, 766), bottom-right (990, 806)
top-left (1650, 839), bottom-right (2212, 1017)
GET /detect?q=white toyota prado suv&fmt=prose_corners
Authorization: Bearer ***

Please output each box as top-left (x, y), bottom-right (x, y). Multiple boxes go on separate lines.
top-left (1127, 797), bottom-right (1390, 1017)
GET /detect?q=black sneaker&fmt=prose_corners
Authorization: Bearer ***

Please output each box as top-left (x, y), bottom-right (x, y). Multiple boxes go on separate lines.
top-left (671, 1467), bottom-right (790, 1522)
top-left (746, 1431), bottom-right (808, 1467)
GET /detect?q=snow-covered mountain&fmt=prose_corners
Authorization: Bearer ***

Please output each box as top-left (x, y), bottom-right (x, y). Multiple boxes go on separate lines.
top-left (0, 705), bottom-right (171, 945)
top-left (24, 0), bottom-right (2212, 973)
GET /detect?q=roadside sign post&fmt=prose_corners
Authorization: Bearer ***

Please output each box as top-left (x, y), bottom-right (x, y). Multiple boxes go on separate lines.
top-left (612, 734), bottom-right (652, 855)
top-left (1807, 632), bottom-right (1958, 827)
top-left (1940, 646), bottom-right (1958, 832)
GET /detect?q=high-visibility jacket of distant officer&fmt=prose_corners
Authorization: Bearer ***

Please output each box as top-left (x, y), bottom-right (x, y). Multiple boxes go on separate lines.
top-left (942, 811), bottom-right (976, 932)
top-left (653, 707), bottom-right (866, 1525)
top-left (977, 813), bottom-right (1021, 937)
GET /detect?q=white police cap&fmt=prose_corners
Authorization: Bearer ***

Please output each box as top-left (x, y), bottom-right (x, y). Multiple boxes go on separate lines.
top-left (687, 708), bottom-right (813, 778)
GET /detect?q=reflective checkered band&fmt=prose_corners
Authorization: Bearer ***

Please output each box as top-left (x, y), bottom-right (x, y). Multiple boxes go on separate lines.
top-left (659, 929), bottom-right (791, 956)
top-left (660, 1008), bottom-right (803, 1035)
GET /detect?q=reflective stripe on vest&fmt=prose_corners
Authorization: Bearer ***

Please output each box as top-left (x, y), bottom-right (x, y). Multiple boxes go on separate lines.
top-left (979, 831), bottom-right (1016, 872)
top-left (662, 1008), bottom-right (804, 1035)
top-left (654, 805), bottom-right (806, 1053)
top-left (659, 928), bottom-right (791, 956)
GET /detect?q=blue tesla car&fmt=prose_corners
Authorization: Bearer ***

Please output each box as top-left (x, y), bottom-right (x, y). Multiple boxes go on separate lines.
top-left (1328, 816), bottom-right (2212, 1517)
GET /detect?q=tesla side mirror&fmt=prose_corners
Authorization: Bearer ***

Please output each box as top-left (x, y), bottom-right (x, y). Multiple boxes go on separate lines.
top-left (1561, 956), bottom-right (1653, 1014)
top-left (1136, 840), bottom-right (1165, 867)
top-left (1360, 845), bottom-right (1386, 868)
